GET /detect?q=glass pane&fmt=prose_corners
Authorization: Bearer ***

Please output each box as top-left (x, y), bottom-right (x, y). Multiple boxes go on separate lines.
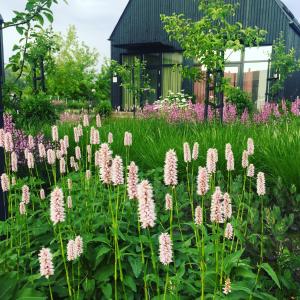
top-left (225, 49), bottom-right (242, 62)
top-left (162, 66), bottom-right (182, 97)
top-left (163, 52), bottom-right (183, 65)
top-left (143, 53), bottom-right (160, 66)
top-left (244, 46), bottom-right (272, 61)
top-left (243, 62), bottom-right (268, 108)
top-left (224, 66), bottom-right (240, 87)
top-left (144, 69), bottom-right (158, 104)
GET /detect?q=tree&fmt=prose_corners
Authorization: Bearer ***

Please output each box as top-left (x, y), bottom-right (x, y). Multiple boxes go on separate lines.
top-left (270, 32), bottom-right (300, 100)
top-left (161, 0), bottom-right (267, 120)
top-left (47, 25), bottom-right (99, 101)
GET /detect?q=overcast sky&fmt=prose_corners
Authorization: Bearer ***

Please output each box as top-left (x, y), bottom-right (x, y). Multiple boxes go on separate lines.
top-left (1, 0), bottom-right (300, 67)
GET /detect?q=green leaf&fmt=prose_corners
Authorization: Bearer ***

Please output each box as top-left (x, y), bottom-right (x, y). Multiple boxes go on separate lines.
top-left (224, 249), bottom-right (244, 273)
top-left (101, 283), bottom-right (112, 299)
top-left (43, 12), bottom-right (54, 23)
top-left (260, 263), bottom-right (281, 289)
top-left (128, 256), bottom-right (142, 278)
top-left (124, 275), bottom-right (137, 292)
top-left (16, 26), bottom-right (24, 35)
top-left (95, 265), bottom-right (114, 282)
top-left (83, 279), bottom-right (95, 294)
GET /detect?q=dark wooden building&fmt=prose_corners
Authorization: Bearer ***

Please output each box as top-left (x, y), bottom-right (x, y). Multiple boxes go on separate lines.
top-left (110, 0), bottom-right (300, 110)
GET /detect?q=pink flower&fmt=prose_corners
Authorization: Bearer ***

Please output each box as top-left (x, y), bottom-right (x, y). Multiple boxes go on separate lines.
top-left (192, 142), bottom-right (199, 161)
top-left (0, 129), bottom-right (4, 147)
top-left (124, 131), bottom-right (132, 147)
top-left (108, 132), bottom-right (113, 144)
top-left (137, 180), bottom-right (156, 229)
top-left (50, 187), bottom-right (65, 225)
top-left (90, 127), bottom-right (100, 145)
top-left (60, 139), bottom-right (67, 156)
top-left (83, 114), bottom-right (89, 127)
top-left (22, 185), bottom-right (30, 204)
top-left (75, 146), bottom-right (81, 160)
top-left (195, 206), bottom-right (203, 225)
top-left (4, 132), bottom-right (13, 152)
top-left (47, 149), bottom-right (56, 165)
top-left (223, 193), bottom-right (232, 220)
top-left (1, 173), bottom-right (10, 192)
top-left (38, 143), bottom-right (46, 158)
top-left (67, 240), bottom-right (76, 261)
top-left (242, 150), bottom-right (249, 169)
top-left (99, 143), bottom-right (112, 185)
top-left (87, 145), bottom-right (91, 163)
top-left (38, 248), bottom-right (54, 278)
top-left (206, 148), bottom-right (218, 174)
top-left (96, 114), bottom-right (102, 128)
top-left (27, 152), bottom-right (34, 169)
top-left (51, 126), bottom-right (59, 142)
top-left (11, 152), bottom-right (18, 172)
top-left (164, 149), bottom-right (178, 186)
top-left (197, 167), bottom-right (209, 196)
top-left (159, 233), bottom-right (173, 265)
top-left (127, 162), bottom-right (139, 200)
top-left (64, 135), bottom-right (69, 149)
top-left (60, 158), bottom-right (66, 174)
top-left (257, 172), bottom-right (266, 196)
top-left (224, 223), bottom-right (233, 240)
top-left (19, 201), bottom-right (26, 215)
top-left (210, 187), bottom-right (224, 223)
top-left (28, 135), bottom-right (35, 149)
top-left (223, 278), bottom-right (232, 295)
top-left (247, 164), bottom-right (255, 177)
top-left (40, 188), bottom-right (46, 200)
top-left (74, 236), bottom-right (83, 257)
top-left (67, 196), bottom-right (72, 209)
top-left (165, 193), bottom-right (173, 211)
top-left (225, 143), bottom-right (232, 160)
top-left (247, 138), bottom-right (254, 155)
top-left (183, 142), bottom-right (191, 163)
top-left (111, 156), bottom-right (124, 185)
top-left (74, 127), bottom-right (80, 143)
top-left (226, 150), bottom-right (234, 171)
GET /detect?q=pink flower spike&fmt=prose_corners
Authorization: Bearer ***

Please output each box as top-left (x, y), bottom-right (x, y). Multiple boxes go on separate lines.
top-left (223, 278), bottom-right (232, 295)
top-left (19, 201), bottom-right (26, 215)
top-left (1, 173), bottom-right (10, 192)
top-left (38, 248), bottom-right (54, 279)
top-left (67, 240), bottom-right (76, 261)
top-left (74, 236), bottom-right (83, 257)
top-left (183, 142), bottom-right (191, 163)
top-left (224, 223), bottom-right (233, 240)
top-left (210, 187), bottom-right (224, 224)
top-left (40, 188), bottom-right (46, 200)
top-left (159, 233), bottom-right (173, 265)
top-left (164, 149), bottom-right (178, 187)
top-left (165, 193), bottom-right (173, 211)
top-left (50, 187), bottom-right (65, 225)
top-left (195, 206), bottom-right (203, 225)
top-left (111, 156), bottom-right (124, 185)
top-left (197, 167), bottom-right (209, 196)
top-left (22, 185), bottom-right (30, 204)
top-left (257, 172), bottom-right (266, 196)
top-left (223, 193), bottom-right (232, 220)
top-left (247, 138), bottom-right (254, 155)
top-left (51, 125), bottom-right (59, 142)
top-left (127, 162), bottom-right (139, 200)
top-left (67, 196), bottom-right (72, 209)
top-left (242, 150), bottom-right (249, 169)
top-left (247, 164), bottom-right (255, 178)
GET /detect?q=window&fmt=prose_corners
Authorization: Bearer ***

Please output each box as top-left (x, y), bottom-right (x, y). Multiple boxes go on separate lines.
top-left (245, 46), bottom-right (272, 61)
top-left (225, 49), bottom-right (242, 62)
top-left (162, 53), bottom-right (183, 97)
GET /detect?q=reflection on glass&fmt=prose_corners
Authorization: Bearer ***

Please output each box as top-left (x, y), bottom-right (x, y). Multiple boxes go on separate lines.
top-left (224, 66), bottom-right (240, 87)
top-left (163, 52), bottom-right (183, 65)
top-left (245, 46), bottom-right (272, 61)
top-left (162, 66), bottom-right (182, 97)
top-left (243, 62), bottom-right (268, 108)
top-left (143, 53), bottom-right (160, 66)
top-left (225, 49), bottom-right (242, 62)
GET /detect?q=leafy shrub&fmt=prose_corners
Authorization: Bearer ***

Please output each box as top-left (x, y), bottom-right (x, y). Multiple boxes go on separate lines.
top-left (17, 93), bottom-right (58, 129)
top-left (225, 86), bottom-right (254, 115)
top-left (66, 100), bottom-right (88, 110)
top-left (96, 100), bottom-right (112, 117)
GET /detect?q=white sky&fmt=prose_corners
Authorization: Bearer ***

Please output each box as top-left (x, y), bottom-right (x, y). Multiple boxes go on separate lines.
top-left (1, 0), bottom-right (300, 68)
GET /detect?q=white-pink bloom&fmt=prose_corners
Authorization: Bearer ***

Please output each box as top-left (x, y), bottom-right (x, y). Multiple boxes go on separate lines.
top-left (67, 240), bottom-right (76, 261)
top-left (247, 164), bottom-right (255, 178)
top-left (0, 129), bottom-right (4, 147)
top-left (242, 150), bottom-right (249, 169)
top-left (223, 193), bottom-right (232, 220)
top-left (83, 114), bottom-right (89, 127)
top-left (137, 180), bottom-right (156, 229)
top-left (183, 142), bottom-right (191, 163)
top-left (28, 135), bottom-right (35, 149)
top-left (192, 142), bottom-right (199, 161)
top-left (47, 149), bottom-right (56, 165)
top-left (51, 125), bottom-right (59, 142)
top-left (22, 185), bottom-right (30, 204)
top-left (124, 131), bottom-right (132, 147)
top-left (4, 132), bottom-right (13, 152)
top-left (19, 201), bottom-right (26, 215)
top-left (195, 206), bottom-right (203, 225)
top-left (257, 172), bottom-right (266, 196)
top-left (197, 167), bottom-right (209, 196)
top-left (99, 143), bottom-right (112, 184)
top-left (50, 187), bottom-right (65, 225)
top-left (210, 187), bottom-right (224, 224)
top-left (111, 156), bottom-right (124, 185)
top-left (225, 143), bottom-right (232, 160)
top-left (74, 127), bottom-right (80, 143)
top-left (206, 148), bottom-right (218, 174)
top-left (1, 173), bottom-right (10, 191)
top-left (74, 236), bottom-right (83, 257)
top-left (247, 138), bottom-right (254, 156)
top-left (224, 223), bottom-right (234, 240)
top-left (226, 150), bottom-right (234, 171)
top-left (38, 248), bottom-right (54, 278)
top-left (165, 193), bottom-right (173, 211)
top-left (223, 278), bottom-right (232, 295)
top-left (11, 152), bottom-right (18, 172)
top-left (64, 135), bottom-right (69, 149)
top-left (96, 114), bottom-right (102, 128)
top-left (38, 143), bottom-right (46, 158)
top-left (87, 145), bottom-right (91, 163)
top-left (164, 149), bottom-right (178, 186)
top-left (60, 157), bottom-right (66, 174)
top-left (75, 146), bottom-right (81, 160)
top-left (127, 162), bottom-right (139, 200)
top-left (40, 188), bottom-right (46, 200)
top-left (27, 152), bottom-right (34, 169)
top-left (159, 233), bottom-right (173, 265)
top-left (60, 139), bottom-right (67, 156)
top-left (67, 196), bottom-right (72, 209)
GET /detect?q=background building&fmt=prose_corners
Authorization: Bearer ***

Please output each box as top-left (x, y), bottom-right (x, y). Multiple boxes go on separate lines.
top-left (110, 0), bottom-right (300, 110)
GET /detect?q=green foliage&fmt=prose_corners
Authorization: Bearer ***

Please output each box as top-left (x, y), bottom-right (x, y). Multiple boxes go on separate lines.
top-left (16, 93), bottom-right (58, 129)
top-left (270, 32), bottom-right (300, 97)
top-left (96, 100), bottom-right (113, 118)
top-left (94, 60), bottom-right (112, 103)
top-left (225, 86), bottom-right (254, 114)
top-left (66, 100), bottom-right (88, 110)
top-left (47, 25), bottom-right (99, 101)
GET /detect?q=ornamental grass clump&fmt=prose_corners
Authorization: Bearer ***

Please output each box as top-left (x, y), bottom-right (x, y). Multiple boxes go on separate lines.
top-left (0, 114), bottom-right (290, 300)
